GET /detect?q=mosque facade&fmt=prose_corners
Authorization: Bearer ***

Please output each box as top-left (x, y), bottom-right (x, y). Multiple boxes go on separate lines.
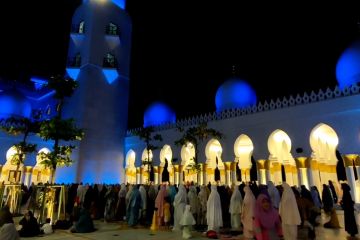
top-left (0, 0), bottom-right (360, 203)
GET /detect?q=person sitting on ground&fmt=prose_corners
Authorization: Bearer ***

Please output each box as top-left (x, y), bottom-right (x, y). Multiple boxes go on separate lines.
top-left (70, 207), bottom-right (95, 233)
top-left (41, 218), bottom-right (53, 234)
top-left (0, 206), bottom-right (19, 240)
top-left (18, 210), bottom-right (40, 237)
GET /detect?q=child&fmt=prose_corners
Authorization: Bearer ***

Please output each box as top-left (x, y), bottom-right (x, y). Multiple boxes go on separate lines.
top-left (164, 196), bottom-right (171, 230)
top-left (41, 218), bottom-right (53, 234)
top-left (179, 205), bottom-right (196, 239)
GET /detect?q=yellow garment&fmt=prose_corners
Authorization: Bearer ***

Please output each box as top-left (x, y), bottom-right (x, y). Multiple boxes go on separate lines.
top-left (150, 210), bottom-right (158, 231)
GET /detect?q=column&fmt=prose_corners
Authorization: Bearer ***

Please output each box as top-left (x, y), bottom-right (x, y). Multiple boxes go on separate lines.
top-left (355, 156), bottom-right (360, 183)
top-left (310, 159), bottom-right (321, 191)
top-left (224, 162), bottom-right (231, 186)
top-left (257, 159), bottom-right (268, 185)
top-left (153, 166), bottom-right (159, 184)
top-left (173, 165), bottom-right (179, 185)
top-left (283, 165), bottom-right (294, 186)
top-left (231, 162), bottom-right (237, 184)
top-left (169, 165), bottom-right (174, 185)
top-left (296, 157), bottom-right (309, 189)
top-left (343, 154), bottom-right (357, 202)
top-left (139, 167), bottom-right (143, 184)
top-left (179, 165), bottom-right (184, 185)
top-left (271, 162), bottom-right (282, 185)
top-left (203, 163), bottom-right (208, 185)
top-left (158, 166), bottom-right (163, 184)
top-left (24, 166), bottom-right (33, 187)
top-left (198, 163), bottom-right (204, 186)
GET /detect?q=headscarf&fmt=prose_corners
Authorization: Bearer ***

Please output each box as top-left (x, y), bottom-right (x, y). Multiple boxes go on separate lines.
top-left (206, 185), bottom-right (223, 229)
top-left (139, 185), bottom-right (147, 210)
top-left (229, 186), bottom-right (242, 214)
top-left (118, 183), bottom-right (127, 198)
top-left (180, 205), bottom-right (196, 226)
top-left (279, 182), bottom-right (301, 225)
top-left (310, 186), bottom-right (322, 209)
top-left (174, 184), bottom-right (187, 207)
top-left (267, 181), bottom-right (280, 209)
top-left (254, 194), bottom-right (280, 229)
top-left (241, 185), bottom-right (255, 227)
top-left (198, 185), bottom-right (208, 212)
top-left (188, 186), bottom-right (200, 215)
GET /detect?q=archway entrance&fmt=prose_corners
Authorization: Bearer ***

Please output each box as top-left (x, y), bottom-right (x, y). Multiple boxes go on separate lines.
top-left (125, 150), bottom-right (136, 184)
top-left (310, 123), bottom-right (339, 194)
top-left (181, 143), bottom-right (196, 184)
top-left (32, 148), bottom-right (51, 185)
top-left (160, 145), bottom-right (173, 184)
top-left (205, 139), bottom-right (225, 184)
top-left (141, 148), bottom-right (153, 184)
top-left (268, 129), bottom-right (295, 185)
top-left (234, 134), bottom-right (254, 183)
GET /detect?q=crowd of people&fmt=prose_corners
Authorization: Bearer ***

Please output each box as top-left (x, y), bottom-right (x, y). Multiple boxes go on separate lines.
top-left (0, 179), bottom-right (358, 239)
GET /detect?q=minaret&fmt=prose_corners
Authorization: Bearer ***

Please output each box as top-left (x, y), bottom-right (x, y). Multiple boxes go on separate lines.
top-left (59, 0), bottom-right (131, 183)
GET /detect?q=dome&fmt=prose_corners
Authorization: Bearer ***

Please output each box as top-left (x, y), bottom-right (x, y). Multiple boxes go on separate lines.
top-left (215, 78), bottom-right (257, 112)
top-left (336, 40), bottom-right (360, 90)
top-left (0, 89), bottom-right (32, 119)
top-left (143, 102), bottom-right (176, 127)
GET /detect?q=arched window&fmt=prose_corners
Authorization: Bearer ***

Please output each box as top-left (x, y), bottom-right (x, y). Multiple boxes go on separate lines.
top-left (106, 22), bottom-right (118, 35)
top-left (103, 53), bottom-right (117, 68)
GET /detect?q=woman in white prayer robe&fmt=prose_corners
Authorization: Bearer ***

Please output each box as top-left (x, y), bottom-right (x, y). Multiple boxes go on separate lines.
top-left (197, 185), bottom-right (208, 226)
top-left (279, 182), bottom-right (301, 240)
top-left (241, 185), bottom-right (255, 239)
top-left (173, 184), bottom-right (188, 231)
top-left (267, 181), bottom-right (280, 209)
top-left (206, 185), bottom-right (223, 232)
top-left (139, 185), bottom-right (147, 221)
top-left (229, 186), bottom-right (242, 231)
top-left (187, 186), bottom-right (200, 224)
top-left (180, 205), bottom-right (196, 239)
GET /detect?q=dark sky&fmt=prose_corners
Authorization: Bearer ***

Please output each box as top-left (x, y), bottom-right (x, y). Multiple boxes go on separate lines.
top-left (1, 1), bottom-right (360, 129)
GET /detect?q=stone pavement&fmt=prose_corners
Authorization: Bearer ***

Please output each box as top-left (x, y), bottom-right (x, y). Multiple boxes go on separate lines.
top-left (19, 211), bottom-right (360, 240)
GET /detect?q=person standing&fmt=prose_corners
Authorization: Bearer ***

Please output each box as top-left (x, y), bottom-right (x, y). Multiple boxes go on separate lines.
top-left (229, 185), bottom-right (242, 232)
top-left (341, 183), bottom-right (358, 238)
top-left (173, 184), bottom-right (187, 231)
top-left (207, 185), bottom-right (223, 232)
top-left (279, 183), bottom-right (301, 240)
top-left (241, 185), bottom-right (256, 239)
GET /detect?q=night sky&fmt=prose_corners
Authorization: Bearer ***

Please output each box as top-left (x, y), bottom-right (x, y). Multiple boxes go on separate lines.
top-left (1, 1), bottom-right (359, 129)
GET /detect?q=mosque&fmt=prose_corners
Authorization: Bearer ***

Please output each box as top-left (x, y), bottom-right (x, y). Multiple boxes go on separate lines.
top-left (0, 0), bottom-right (360, 203)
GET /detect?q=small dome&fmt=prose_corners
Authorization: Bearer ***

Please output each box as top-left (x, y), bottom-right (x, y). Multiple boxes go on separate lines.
top-left (143, 102), bottom-right (176, 127)
top-left (215, 78), bottom-right (257, 112)
top-left (336, 40), bottom-right (360, 89)
top-left (0, 89), bottom-right (32, 118)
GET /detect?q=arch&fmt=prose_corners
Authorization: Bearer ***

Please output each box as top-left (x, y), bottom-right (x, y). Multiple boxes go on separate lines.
top-left (32, 148), bottom-right (51, 185)
top-left (180, 143), bottom-right (196, 183)
top-left (268, 129), bottom-right (293, 165)
top-left (160, 145), bottom-right (173, 183)
top-left (36, 148), bottom-right (50, 164)
top-left (1, 146), bottom-right (24, 183)
top-left (6, 146), bottom-right (23, 164)
top-left (125, 150), bottom-right (136, 184)
top-left (205, 139), bottom-right (225, 184)
top-left (141, 148), bottom-right (153, 170)
top-left (310, 123), bottom-right (339, 165)
top-left (234, 134), bottom-right (254, 170)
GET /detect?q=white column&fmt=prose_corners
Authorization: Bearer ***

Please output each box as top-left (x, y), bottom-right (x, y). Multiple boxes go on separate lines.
top-left (345, 167), bottom-right (356, 201)
top-left (24, 167), bottom-right (32, 187)
top-left (299, 168), bottom-right (309, 189)
top-left (259, 169), bottom-right (267, 185)
top-left (307, 168), bottom-right (314, 187)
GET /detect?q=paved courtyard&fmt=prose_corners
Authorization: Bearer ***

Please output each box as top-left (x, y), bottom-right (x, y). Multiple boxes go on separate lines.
top-left (17, 211), bottom-right (360, 240)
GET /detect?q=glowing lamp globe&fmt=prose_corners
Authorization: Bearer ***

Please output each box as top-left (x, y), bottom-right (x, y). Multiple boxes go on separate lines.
top-left (215, 78), bottom-right (257, 112)
top-left (0, 90), bottom-right (32, 118)
top-left (336, 40), bottom-right (360, 90)
top-left (143, 102), bottom-right (176, 127)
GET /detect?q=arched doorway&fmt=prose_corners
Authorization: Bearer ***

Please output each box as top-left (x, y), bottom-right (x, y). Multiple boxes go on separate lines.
top-left (160, 145), bottom-right (173, 183)
top-left (0, 146), bottom-right (25, 184)
top-left (141, 148), bottom-right (153, 184)
top-left (268, 129), bottom-right (295, 185)
top-left (310, 123), bottom-right (339, 189)
top-left (234, 134), bottom-right (254, 183)
top-left (125, 150), bottom-right (136, 184)
top-left (31, 148), bottom-right (51, 185)
top-left (180, 143), bottom-right (196, 184)
top-left (205, 139), bottom-right (225, 184)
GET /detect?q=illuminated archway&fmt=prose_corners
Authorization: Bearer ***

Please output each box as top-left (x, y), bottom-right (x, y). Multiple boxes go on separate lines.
top-left (141, 148), bottom-right (153, 183)
top-left (205, 139), bottom-right (225, 184)
top-left (310, 123), bottom-right (339, 188)
top-left (125, 150), bottom-right (136, 184)
top-left (234, 134), bottom-right (254, 182)
top-left (268, 129), bottom-right (295, 185)
top-left (181, 143), bottom-right (196, 183)
top-left (0, 146), bottom-right (25, 183)
top-left (31, 148), bottom-right (51, 185)
top-left (160, 145), bottom-right (173, 183)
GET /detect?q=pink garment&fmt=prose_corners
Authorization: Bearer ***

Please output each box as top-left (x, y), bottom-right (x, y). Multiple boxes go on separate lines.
top-left (155, 185), bottom-right (167, 218)
top-left (254, 194), bottom-right (282, 240)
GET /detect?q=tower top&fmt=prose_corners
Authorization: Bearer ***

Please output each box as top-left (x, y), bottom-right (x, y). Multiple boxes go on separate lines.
top-left (83, 0), bottom-right (125, 9)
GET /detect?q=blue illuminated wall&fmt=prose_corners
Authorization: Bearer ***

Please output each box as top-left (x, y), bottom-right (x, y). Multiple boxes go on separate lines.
top-left (215, 78), bottom-right (257, 112)
top-left (0, 90), bottom-right (32, 119)
top-left (143, 102), bottom-right (176, 127)
top-left (336, 40), bottom-right (360, 90)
